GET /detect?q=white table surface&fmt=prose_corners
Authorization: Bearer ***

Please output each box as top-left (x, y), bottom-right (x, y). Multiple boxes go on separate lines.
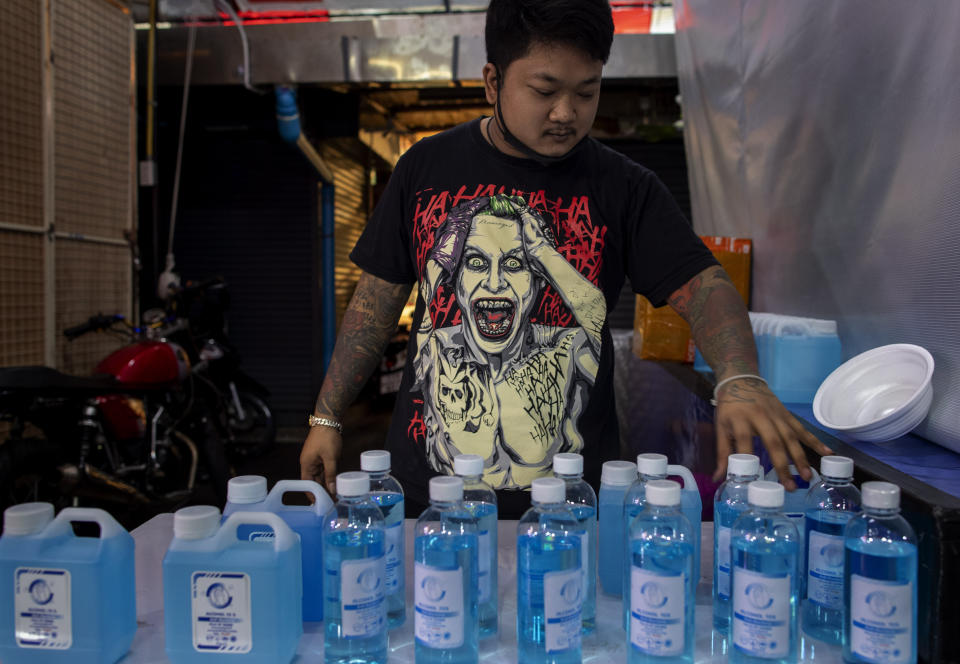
top-left (129, 516), bottom-right (842, 663)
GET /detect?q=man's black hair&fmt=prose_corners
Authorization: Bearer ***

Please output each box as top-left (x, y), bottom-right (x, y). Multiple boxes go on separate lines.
top-left (485, 0), bottom-right (615, 72)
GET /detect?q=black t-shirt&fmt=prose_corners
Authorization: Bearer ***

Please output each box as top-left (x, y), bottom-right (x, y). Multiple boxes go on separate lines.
top-left (351, 118), bottom-right (717, 516)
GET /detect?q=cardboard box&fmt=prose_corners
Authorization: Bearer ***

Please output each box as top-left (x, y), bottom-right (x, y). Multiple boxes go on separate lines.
top-left (632, 237), bottom-right (752, 362)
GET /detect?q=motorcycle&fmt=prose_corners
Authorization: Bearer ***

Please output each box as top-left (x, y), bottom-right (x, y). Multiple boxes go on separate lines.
top-left (150, 277), bottom-right (276, 463)
top-left (0, 313), bottom-right (232, 517)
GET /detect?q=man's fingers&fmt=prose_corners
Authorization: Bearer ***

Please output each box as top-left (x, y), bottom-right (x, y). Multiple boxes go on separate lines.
top-left (324, 456), bottom-right (338, 497)
top-left (713, 425), bottom-right (733, 482)
top-left (772, 417), bottom-right (812, 481)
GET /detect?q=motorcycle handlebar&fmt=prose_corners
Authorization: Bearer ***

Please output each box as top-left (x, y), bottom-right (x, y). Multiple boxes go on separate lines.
top-left (63, 314), bottom-right (124, 340)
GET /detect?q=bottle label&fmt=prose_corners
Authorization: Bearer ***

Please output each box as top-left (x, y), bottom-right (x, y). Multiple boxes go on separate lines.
top-left (191, 571), bottom-right (252, 653)
top-left (478, 529), bottom-right (492, 602)
top-left (732, 567), bottom-right (791, 658)
top-left (630, 566), bottom-right (685, 656)
top-left (850, 574), bottom-right (912, 664)
top-left (807, 529), bottom-right (844, 609)
top-left (385, 521), bottom-right (402, 592)
top-left (543, 567), bottom-right (582, 654)
top-left (414, 562), bottom-right (464, 649)
top-left (717, 525), bottom-right (732, 599)
top-left (341, 556), bottom-right (386, 638)
top-left (14, 568), bottom-right (72, 649)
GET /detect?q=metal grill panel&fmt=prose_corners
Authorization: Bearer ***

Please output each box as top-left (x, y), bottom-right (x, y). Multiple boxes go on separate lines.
top-left (0, 232), bottom-right (45, 367)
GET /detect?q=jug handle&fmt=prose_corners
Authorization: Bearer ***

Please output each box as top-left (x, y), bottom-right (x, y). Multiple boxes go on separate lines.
top-left (666, 465), bottom-right (698, 493)
top-left (269, 479), bottom-right (334, 517)
top-left (220, 511), bottom-right (298, 551)
top-left (53, 507), bottom-right (125, 539)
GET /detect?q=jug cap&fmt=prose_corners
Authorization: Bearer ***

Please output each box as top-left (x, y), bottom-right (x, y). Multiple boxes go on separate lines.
top-left (637, 453), bottom-right (668, 477)
top-left (360, 450), bottom-right (391, 472)
top-left (748, 480), bottom-right (784, 508)
top-left (174, 505), bottom-right (221, 540)
top-left (430, 476), bottom-right (464, 502)
top-left (531, 477), bottom-right (565, 504)
top-left (3, 502), bottom-right (54, 536)
top-left (645, 480), bottom-right (681, 507)
top-left (728, 454), bottom-right (760, 477)
top-left (227, 475), bottom-right (267, 504)
top-left (454, 454), bottom-right (484, 477)
top-left (601, 460), bottom-right (637, 486)
top-left (821, 455), bottom-right (854, 479)
top-left (862, 482), bottom-right (900, 510)
top-left (553, 453), bottom-right (583, 475)
top-left (337, 471), bottom-right (370, 497)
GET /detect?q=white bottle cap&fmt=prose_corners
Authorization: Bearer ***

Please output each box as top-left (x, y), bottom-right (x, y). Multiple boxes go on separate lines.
top-left (637, 453), bottom-right (668, 476)
top-left (430, 476), bottom-right (464, 502)
top-left (227, 475), bottom-right (268, 504)
top-left (553, 453), bottom-right (583, 475)
top-left (337, 471), bottom-right (370, 497)
top-left (531, 477), bottom-right (566, 504)
top-left (645, 480), bottom-right (681, 507)
top-left (862, 482), bottom-right (900, 510)
top-left (748, 480), bottom-right (784, 508)
top-left (728, 454), bottom-right (760, 477)
top-left (454, 454), bottom-right (484, 477)
top-left (2, 502), bottom-right (55, 536)
top-left (174, 505), bottom-right (221, 540)
top-left (820, 455), bottom-right (854, 479)
top-left (601, 460), bottom-right (637, 486)
top-left (360, 450), bottom-right (391, 472)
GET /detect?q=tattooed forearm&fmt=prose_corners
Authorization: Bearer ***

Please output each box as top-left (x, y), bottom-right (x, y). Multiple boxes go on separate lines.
top-left (314, 272), bottom-right (413, 419)
top-left (667, 265), bottom-right (758, 379)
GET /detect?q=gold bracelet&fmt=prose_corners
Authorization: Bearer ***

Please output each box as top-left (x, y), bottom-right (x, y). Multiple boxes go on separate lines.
top-left (308, 414), bottom-right (343, 434)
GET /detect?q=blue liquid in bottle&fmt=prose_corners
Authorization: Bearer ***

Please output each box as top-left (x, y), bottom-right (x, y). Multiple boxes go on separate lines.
top-left (363, 450), bottom-right (406, 629)
top-left (801, 457), bottom-right (860, 645)
top-left (730, 481), bottom-right (799, 664)
top-left (713, 453), bottom-right (760, 632)
top-left (164, 507), bottom-right (303, 663)
top-left (414, 476), bottom-right (479, 664)
top-left (554, 452), bottom-right (597, 634)
top-left (598, 461), bottom-right (636, 596)
top-left (623, 454), bottom-right (667, 630)
top-left (324, 472), bottom-right (388, 664)
top-left (842, 482), bottom-right (917, 664)
top-left (517, 477), bottom-right (582, 664)
top-left (455, 454), bottom-right (499, 639)
top-left (0, 504), bottom-right (137, 664)
top-left (627, 480), bottom-right (695, 664)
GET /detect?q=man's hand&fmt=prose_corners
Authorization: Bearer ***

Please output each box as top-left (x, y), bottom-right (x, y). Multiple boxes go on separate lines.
top-left (300, 425), bottom-right (343, 496)
top-left (713, 377), bottom-right (833, 490)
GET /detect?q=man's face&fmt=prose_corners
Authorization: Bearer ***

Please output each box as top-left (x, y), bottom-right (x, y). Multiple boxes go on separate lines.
top-left (456, 213), bottom-right (536, 356)
top-left (483, 41), bottom-right (603, 159)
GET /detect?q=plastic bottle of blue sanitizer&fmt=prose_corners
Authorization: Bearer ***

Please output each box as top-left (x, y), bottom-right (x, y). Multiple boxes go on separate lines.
top-left (598, 460), bottom-right (637, 596)
top-left (222, 475), bottom-right (270, 540)
top-left (0, 504), bottom-right (136, 664)
top-left (628, 480), bottom-right (695, 664)
top-left (802, 456), bottom-right (861, 644)
top-left (324, 472), bottom-right (388, 664)
top-left (264, 479), bottom-right (333, 622)
top-left (623, 454), bottom-right (668, 628)
top-left (843, 482), bottom-right (917, 664)
top-left (163, 506), bottom-right (303, 662)
top-left (361, 450), bottom-right (406, 629)
top-left (517, 477), bottom-right (583, 664)
top-left (414, 476), bottom-right (479, 664)
top-left (454, 454), bottom-right (498, 638)
top-left (730, 481), bottom-right (799, 664)
top-left (553, 452), bottom-right (597, 635)
top-left (713, 453), bottom-right (760, 632)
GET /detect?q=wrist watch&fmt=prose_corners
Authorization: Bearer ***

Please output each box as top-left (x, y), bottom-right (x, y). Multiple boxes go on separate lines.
top-left (308, 414), bottom-right (343, 434)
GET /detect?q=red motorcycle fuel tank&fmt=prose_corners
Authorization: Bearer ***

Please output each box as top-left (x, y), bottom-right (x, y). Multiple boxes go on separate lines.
top-left (94, 341), bottom-right (190, 385)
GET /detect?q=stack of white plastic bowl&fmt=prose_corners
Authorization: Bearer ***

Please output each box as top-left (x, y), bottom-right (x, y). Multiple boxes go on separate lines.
top-left (813, 343), bottom-right (934, 442)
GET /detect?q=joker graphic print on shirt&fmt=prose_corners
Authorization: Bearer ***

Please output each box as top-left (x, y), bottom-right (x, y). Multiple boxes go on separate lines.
top-left (409, 188), bottom-right (606, 490)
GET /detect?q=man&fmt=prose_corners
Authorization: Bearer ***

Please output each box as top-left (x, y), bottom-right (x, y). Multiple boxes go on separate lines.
top-left (301, 0), bottom-right (831, 516)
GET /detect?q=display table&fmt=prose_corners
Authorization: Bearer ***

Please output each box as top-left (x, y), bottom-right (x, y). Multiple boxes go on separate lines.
top-left (129, 515), bottom-right (842, 663)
